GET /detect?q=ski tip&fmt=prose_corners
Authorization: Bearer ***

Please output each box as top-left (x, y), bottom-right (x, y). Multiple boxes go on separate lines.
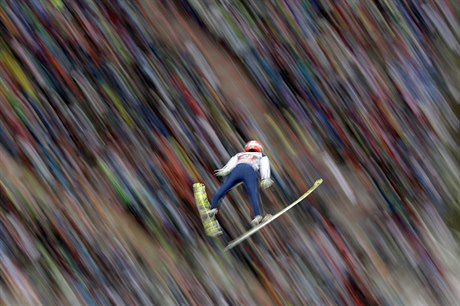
top-left (315, 178), bottom-right (323, 185)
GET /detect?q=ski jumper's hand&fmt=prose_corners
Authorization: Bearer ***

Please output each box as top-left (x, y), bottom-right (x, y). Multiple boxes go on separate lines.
top-left (214, 168), bottom-right (230, 176)
top-left (260, 178), bottom-right (273, 189)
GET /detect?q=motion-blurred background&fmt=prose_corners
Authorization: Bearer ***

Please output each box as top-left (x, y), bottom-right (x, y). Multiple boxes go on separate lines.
top-left (0, 0), bottom-right (459, 305)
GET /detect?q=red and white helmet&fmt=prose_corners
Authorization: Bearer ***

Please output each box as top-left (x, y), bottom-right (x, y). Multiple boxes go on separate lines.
top-left (244, 140), bottom-right (263, 153)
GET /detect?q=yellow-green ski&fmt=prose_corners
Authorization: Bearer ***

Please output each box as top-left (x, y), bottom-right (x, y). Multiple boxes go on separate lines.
top-left (193, 183), bottom-right (222, 236)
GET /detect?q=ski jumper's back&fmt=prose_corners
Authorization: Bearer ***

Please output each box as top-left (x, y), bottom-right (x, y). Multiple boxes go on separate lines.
top-left (219, 152), bottom-right (271, 180)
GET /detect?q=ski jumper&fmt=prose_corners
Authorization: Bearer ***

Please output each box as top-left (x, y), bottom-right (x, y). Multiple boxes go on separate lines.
top-left (211, 152), bottom-right (271, 217)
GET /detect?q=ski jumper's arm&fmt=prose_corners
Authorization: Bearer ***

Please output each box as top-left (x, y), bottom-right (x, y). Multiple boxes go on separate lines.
top-left (215, 155), bottom-right (238, 176)
top-left (259, 156), bottom-right (271, 179)
top-left (259, 156), bottom-right (273, 188)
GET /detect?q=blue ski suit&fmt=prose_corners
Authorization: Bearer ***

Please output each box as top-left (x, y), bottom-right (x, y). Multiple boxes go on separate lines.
top-left (211, 151), bottom-right (272, 217)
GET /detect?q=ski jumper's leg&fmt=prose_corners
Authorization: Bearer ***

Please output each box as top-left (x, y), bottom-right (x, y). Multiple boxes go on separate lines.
top-left (210, 165), bottom-right (244, 209)
top-left (241, 165), bottom-right (260, 217)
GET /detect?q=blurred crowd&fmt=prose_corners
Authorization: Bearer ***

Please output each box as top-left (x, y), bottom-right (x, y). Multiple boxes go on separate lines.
top-left (0, 0), bottom-right (459, 305)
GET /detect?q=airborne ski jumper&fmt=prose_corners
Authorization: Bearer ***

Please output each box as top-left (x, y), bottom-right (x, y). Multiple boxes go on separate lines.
top-left (209, 140), bottom-right (274, 226)
top-left (193, 140), bottom-right (324, 248)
